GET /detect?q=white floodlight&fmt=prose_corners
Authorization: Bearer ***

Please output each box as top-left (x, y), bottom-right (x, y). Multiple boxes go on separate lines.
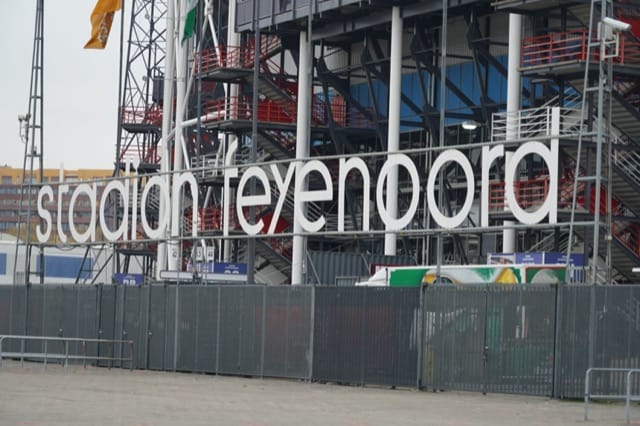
top-left (461, 120), bottom-right (479, 131)
top-left (601, 17), bottom-right (631, 33)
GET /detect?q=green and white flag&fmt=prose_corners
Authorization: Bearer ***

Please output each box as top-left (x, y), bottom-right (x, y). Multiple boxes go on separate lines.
top-left (182, 0), bottom-right (198, 43)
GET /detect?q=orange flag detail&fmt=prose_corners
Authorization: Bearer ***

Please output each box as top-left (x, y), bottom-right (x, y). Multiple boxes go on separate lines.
top-left (84, 0), bottom-right (122, 49)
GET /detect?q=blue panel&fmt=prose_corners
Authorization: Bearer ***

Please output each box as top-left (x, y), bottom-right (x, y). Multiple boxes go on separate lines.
top-left (375, 80), bottom-right (388, 115)
top-left (38, 255), bottom-right (93, 279)
top-left (0, 253), bottom-right (6, 275)
top-left (487, 55), bottom-right (508, 106)
top-left (347, 57), bottom-right (515, 129)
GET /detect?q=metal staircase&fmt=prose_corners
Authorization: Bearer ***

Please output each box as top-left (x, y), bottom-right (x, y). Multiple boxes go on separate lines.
top-left (566, 0), bottom-right (615, 284)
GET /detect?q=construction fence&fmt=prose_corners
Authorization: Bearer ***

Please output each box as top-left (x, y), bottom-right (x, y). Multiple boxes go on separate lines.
top-left (1, 283), bottom-right (640, 399)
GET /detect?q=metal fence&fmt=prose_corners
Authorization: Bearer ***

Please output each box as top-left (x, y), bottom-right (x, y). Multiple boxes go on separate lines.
top-left (1, 283), bottom-right (640, 399)
top-left (313, 286), bottom-right (419, 387)
top-left (422, 285), bottom-right (556, 396)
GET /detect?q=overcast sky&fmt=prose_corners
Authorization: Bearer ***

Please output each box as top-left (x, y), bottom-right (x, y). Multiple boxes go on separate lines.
top-left (1, 2), bottom-right (122, 171)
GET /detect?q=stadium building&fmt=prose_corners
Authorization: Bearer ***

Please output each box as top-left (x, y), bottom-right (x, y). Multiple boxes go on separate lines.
top-left (3, 0), bottom-right (640, 401)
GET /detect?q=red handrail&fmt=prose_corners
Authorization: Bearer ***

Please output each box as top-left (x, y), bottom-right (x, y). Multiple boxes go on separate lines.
top-left (120, 106), bottom-right (163, 126)
top-left (489, 177), bottom-right (640, 256)
top-left (521, 29), bottom-right (640, 67)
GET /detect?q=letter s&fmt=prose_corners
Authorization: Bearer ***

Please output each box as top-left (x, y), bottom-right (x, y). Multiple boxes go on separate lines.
top-left (36, 186), bottom-right (54, 242)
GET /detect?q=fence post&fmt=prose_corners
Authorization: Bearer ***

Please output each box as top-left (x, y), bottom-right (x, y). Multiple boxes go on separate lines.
top-left (308, 285), bottom-right (316, 382)
top-left (482, 284), bottom-right (490, 395)
top-left (215, 285), bottom-right (221, 374)
top-left (260, 285), bottom-right (267, 378)
top-left (144, 284), bottom-right (152, 370)
top-left (416, 284), bottom-right (425, 389)
top-left (173, 282), bottom-right (180, 372)
top-left (552, 282), bottom-right (564, 398)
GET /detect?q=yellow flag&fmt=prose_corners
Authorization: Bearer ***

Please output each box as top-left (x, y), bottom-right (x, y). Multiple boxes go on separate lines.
top-left (84, 0), bottom-right (122, 49)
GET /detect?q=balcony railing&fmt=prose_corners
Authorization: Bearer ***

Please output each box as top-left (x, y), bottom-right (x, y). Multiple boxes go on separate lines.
top-left (522, 30), bottom-right (640, 68)
top-left (489, 176), bottom-right (640, 257)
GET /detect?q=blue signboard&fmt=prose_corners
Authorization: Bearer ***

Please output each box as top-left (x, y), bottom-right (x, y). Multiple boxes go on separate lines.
top-left (213, 262), bottom-right (247, 275)
top-left (113, 273), bottom-right (144, 285)
top-left (543, 252), bottom-right (586, 266)
top-left (187, 262), bottom-right (247, 275)
top-left (515, 252), bottom-right (544, 264)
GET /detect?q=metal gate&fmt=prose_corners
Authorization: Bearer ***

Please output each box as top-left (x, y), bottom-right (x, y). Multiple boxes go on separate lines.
top-left (421, 285), bottom-right (556, 396)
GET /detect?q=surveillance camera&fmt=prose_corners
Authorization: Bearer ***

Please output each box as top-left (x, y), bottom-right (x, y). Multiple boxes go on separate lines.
top-left (601, 17), bottom-right (631, 32)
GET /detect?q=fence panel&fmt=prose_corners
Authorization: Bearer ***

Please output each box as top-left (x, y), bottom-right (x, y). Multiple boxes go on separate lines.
top-left (42, 286), bottom-right (65, 338)
top-left (313, 287), bottom-right (419, 387)
top-left (177, 286), bottom-right (199, 371)
top-left (217, 286), bottom-right (263, 376)
top-left (194, 286), bottom-right (219, 373)
top-left (563, 286), bottom-right (640, 399)
top-left (263, 286), bottom-right (312, 379)
top-left (147, 285), bottom-right (168, 370)
top-left (313, 287), bottom-right (366, 384)
top-left (0, 286), bottom-right (26, 352)
top-left (596, 286), bottom-right (640, 393)
top-left (422, 285), bottom-right (488, 392)
top-left (558, 286), bottom-right (591, 398)
top-left (0, 286), bottom-right (11, 335)
top-left (25, 286), bottom-right (45, 354)
top-left (484, 285), bottom-right (555, 396)
top-left (116, 286), bottom-right (146, 368)
top-left (97, 285), bottom-right (117, 366)
top-left (164, 285), bottom-right (177, 370)
top-left (76, 286), bottom-right (99, 357)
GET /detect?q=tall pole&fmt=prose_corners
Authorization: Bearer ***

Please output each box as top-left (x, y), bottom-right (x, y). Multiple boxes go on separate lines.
top-left (503, 13), bottom-right (523, 254)
top-left (436, 0), bottom-right (447, 277)
top-left (157, 0), bottom-right (176, 278)
top-left (292, 28), bottom-right (312, 285)
top-left (384, 6), bottom-right (402, 256)
top-left (169, 0), bottom-right (188, 272)
top-left (247, 0), bottom-right (261, 285)
top-left (223, 0), bottom-right (240, 262)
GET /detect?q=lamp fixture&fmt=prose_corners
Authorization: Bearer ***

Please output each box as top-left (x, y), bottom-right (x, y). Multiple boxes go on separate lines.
top-left (461, 120), bottom-right (479, 131)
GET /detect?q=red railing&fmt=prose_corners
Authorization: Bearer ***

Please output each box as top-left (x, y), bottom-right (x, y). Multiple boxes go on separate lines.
top-left (521, 30), bottom-right (640, 68)
top-left (522, 30), bottom-right (588, 67)
top-left (203, 96), bottom-right (296, 124)
top-left (197, 36), bottom-right (281, 74)
top-left (120, 106), bottom-right (162, 126)
top-left (266, 237), bottom-right (293, 259)
top-left (489, 177), bottom-right (640, 256)
top-left (117, 142), bottom-right (161, 165)
top-left (201, 95), bottom-right (373, 129)
top-left (184, 206), bottom-right (293, 259)
top-left (185, 206), bottom-right (240, 233)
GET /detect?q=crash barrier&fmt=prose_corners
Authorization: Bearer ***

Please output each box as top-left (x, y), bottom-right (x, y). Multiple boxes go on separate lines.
top-left (584, 368), bottom-right (640, 424)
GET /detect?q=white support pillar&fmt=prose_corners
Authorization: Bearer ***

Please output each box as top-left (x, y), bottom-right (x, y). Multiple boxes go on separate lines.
top-left (291, 30), bottom-right (311, 285)
top-left (503, 13), bottom-right (522, 254)
top-left (384, 6), bottom-right (403, 256)
top-left (223, 0), bottom-right (240, 262)
top-left (168, 0), bottom-right (189, 271)
top-left (156, 0), bottom-right (176, 278)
